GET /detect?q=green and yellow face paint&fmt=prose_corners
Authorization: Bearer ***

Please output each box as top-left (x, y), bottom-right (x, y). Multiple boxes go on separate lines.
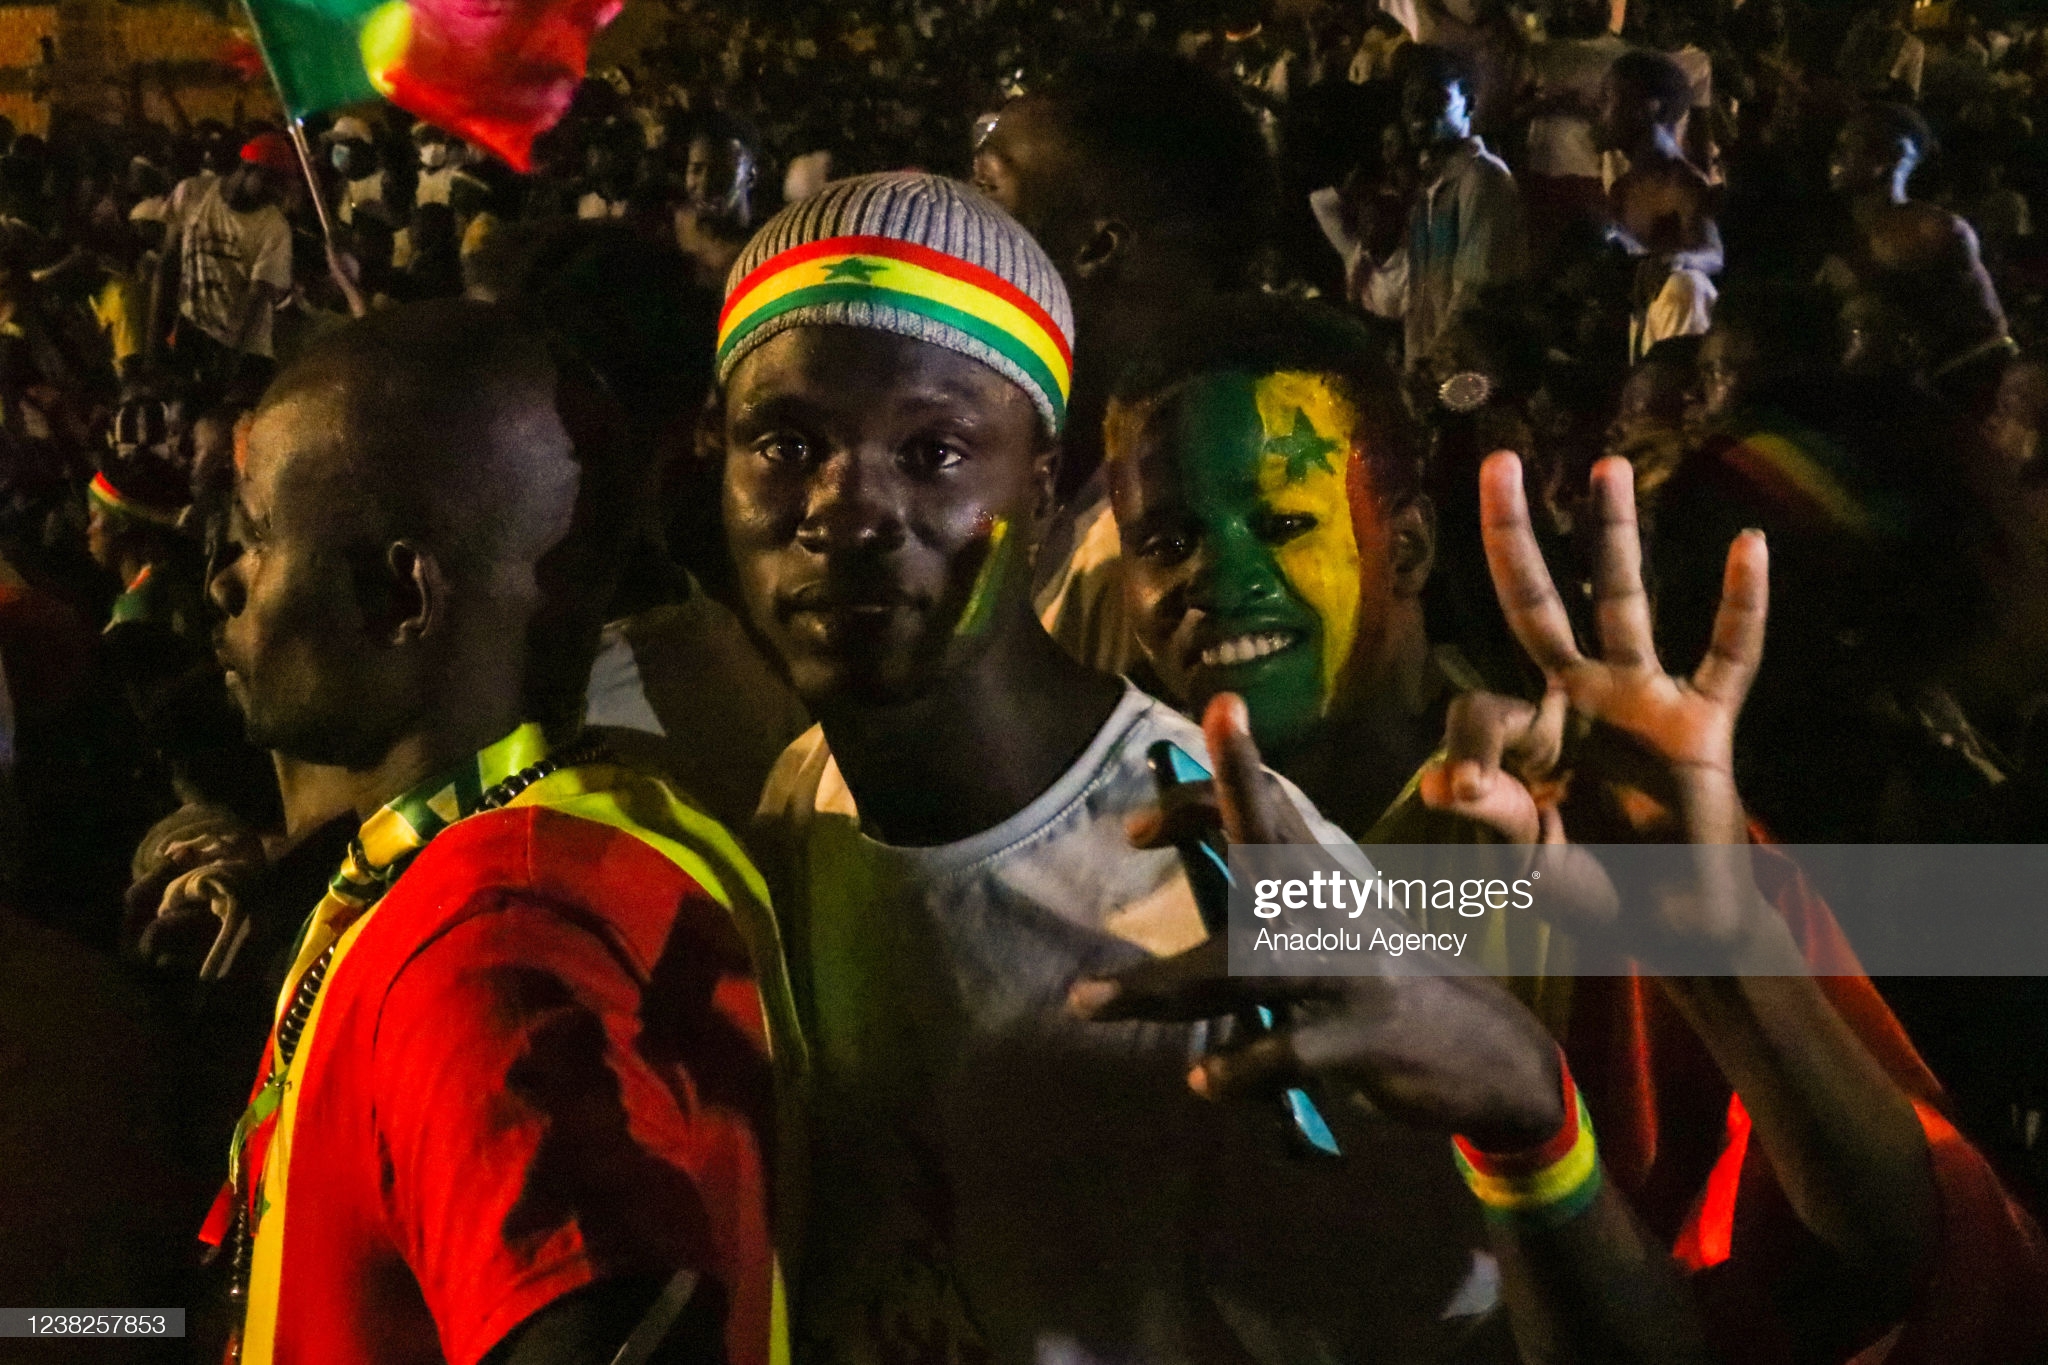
top-left (952, 513), bottom-right (1013, 640)
top-left (1149, 370), bottom-right (1373, 755)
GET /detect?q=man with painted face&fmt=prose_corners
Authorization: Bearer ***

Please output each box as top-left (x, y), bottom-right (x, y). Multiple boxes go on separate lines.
top-left (1106, 296), bottom-right (1454, 834)
top-left (1104, 296), bottom-right (2048, 1360)
top-left (728, 172), bottom-right (1702, 1365)
top-left (1399, 43), bottom-right (1527, 370)
top-left (202, 301), bottom-right (793, 1365)
top-left (1822, 101), bottom-right (2012, 414)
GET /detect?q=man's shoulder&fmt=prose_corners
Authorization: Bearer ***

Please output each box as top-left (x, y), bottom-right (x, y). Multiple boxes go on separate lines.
top-left (1874, 202), bottom-right (1980, 262)
top-left (1461, 142), bottom-right (1519, 187)
top-left (759, 686), bottom-right (1181, 857)
top-left (369, 786), bottom-right (759, 982)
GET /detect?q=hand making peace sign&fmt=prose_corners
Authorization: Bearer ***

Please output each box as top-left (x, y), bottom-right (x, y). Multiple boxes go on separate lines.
top-left (1419, 452), bottom-right (1793, 968)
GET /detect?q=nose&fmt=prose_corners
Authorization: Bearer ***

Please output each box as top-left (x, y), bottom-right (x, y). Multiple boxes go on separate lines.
top-left (794, 450), bottom-right (905, 556)
top-left (207, 545), bottom-right (245, 618)
top-left (1206, 530), bottom-right (1285, 617)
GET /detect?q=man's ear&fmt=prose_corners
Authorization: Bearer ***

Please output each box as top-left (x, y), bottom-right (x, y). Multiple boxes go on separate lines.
top-left (1389, 495), bottom-right (1436, 597)
top-left (1073, 218), bottom-right (1131, 282)
top-left (375, 540), bottom-right (446, 647)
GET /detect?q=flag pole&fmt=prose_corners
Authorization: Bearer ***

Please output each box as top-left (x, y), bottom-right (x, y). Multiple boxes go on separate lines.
top-left (287, 118), bottom-right (366, 316)
top-left (236, 0), bottom-right (339, 250)
top-left (285, 119), bottom-right (339, 245)
top-left (236, 0), bottom-right (362, 312)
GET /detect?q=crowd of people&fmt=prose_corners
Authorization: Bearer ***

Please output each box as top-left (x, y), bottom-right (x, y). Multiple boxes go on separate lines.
top-left (4, 0), bottom-right (2048, 1361)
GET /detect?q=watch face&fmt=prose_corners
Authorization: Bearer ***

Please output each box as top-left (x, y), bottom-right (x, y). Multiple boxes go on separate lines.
top-left (1438, 370), bottom-right (1495, 414)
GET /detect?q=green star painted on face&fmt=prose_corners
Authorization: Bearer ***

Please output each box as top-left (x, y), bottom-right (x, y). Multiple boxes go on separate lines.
top-left (1264, 408), bottom-right (1340, 483)
top-left (823, 257), bottom-right (887, 283)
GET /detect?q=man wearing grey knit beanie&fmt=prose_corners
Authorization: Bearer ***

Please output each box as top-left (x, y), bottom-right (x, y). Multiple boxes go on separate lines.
top-left (722, 172), bottom-right (1699, 1365)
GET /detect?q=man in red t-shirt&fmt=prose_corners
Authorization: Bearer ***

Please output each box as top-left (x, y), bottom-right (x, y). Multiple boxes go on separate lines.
top-left (201, 300), bottom-right (795, 1365)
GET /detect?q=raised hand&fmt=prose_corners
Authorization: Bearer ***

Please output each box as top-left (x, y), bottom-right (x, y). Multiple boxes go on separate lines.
top-left (1070, 694), bottom-right (1564, 1149)
top-left (1419, 452), bottom-right (1787, 965)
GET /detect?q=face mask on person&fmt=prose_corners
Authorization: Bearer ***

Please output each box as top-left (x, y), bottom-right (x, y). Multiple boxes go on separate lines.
top-left (330, 144), bottom-right (364, 177)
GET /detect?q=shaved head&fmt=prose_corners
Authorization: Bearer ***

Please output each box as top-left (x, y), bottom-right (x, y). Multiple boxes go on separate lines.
top-left (215, 299), bottom-right (638, 765)
top-left (255, 299), bottom-right (581, 599)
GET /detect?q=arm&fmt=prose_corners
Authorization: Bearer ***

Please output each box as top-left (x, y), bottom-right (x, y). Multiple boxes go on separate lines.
top-left (487, 1275), bottom-right (723, 1365)
top-left (225, 280), bottom-right (281, 354)
top-left (144, 220), bottom-right (180, 364)
top-left (1658, 963), bottom-right (1938, 1299)
top-left (1072, 697), bottom-right (1710, 1365)
top-left (1418, 453), bottom-right (1939, 1309)
top-left (1449, 166), bottom-right (1527, 319)
top-left (228, 218), bottom-right (293, 352)
top-left (374, 891), bottom-right (774, 1365)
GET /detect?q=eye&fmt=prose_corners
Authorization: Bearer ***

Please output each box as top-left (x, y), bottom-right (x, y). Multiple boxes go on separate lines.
top-left (899, 439), bottom-right (966, 478)
top-left (228, 501), bottom-right (263, 547)
top-left (1255, 510), bottom-right (1319, 545)
top-left (1135, 530), bottom-right (1196, 566)
top-left (755, 432), bottom-right (813, 467)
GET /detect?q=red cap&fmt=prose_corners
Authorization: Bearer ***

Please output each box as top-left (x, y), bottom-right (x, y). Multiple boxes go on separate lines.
top-left (240, 131), bottom-right (297, 175)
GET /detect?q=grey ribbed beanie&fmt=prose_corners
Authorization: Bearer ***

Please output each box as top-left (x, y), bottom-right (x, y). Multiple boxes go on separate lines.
top-left (716, 172), bottom-right (1075, 435)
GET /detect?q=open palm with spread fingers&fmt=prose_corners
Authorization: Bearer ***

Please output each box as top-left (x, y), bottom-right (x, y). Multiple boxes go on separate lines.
top-left (1420, 452), bottom-right (1785, 964)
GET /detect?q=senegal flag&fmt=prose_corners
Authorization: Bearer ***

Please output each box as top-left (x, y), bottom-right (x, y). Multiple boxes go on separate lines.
top-left (244, 0), bottom-right (622, 170)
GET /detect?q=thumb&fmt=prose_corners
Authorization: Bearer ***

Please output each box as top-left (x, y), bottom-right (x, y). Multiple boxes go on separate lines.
top-left (1202, 693), bottom-right (1279, 845)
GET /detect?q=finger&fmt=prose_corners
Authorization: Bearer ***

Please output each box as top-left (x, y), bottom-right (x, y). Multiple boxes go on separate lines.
top-left (1587, 457), bottom-right (1658, 670)
top-left (1068, 938), bottom-right (1330, 1022)
top-left (1479, 451), bottom-right (1584, 676)
top-left (1202, 694), bottom-right (1287, 846)
top-left (1420, 689), bottom-right (1568, 842)
top-left (161, 836), bottom-right (220, 869)
top-left (1691, 528), bottom-right (1770, 707)
top-left (136, 902), bottom-right (215, 958)
top-left (1124, 785), bottom-right (1222, 850)
top-left (1437, 690), bottom-right (1536, 798)
top-left (1190, 1031), bottom-right (1305, 1102)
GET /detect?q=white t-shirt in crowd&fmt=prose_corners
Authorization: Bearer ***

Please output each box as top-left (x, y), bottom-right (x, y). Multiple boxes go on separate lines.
top-left (337, 169), bottom-right (387, 227)
top-left (755, 681), bottom-right (1498, 1365)
top-left (170, 176), bottom-right (291, 357)
top-left (1669, 43), bottom-right (1713, 109)
top-left (582, 583), bottom-right (812, 836)
top-left (1525, 34), bottom-right (1628, 180)
top-left (1632, 266), bottom-right (1718, 361)
top-left (415, 164), bottom-right (459, 206)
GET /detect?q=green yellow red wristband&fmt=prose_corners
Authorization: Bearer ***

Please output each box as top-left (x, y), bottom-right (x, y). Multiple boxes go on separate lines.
top-left (1451, 1050), bottom-right (1601, 1228)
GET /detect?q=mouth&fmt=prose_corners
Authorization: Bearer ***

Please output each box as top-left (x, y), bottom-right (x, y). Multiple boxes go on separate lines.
top-left (776, 578), bottom-right (920, 648)
top-left (1192, 628), bottom-right (1304, 671)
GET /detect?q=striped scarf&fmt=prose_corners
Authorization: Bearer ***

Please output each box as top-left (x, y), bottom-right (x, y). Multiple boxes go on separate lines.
top-left (203, 722), bottom-right (569, 1262)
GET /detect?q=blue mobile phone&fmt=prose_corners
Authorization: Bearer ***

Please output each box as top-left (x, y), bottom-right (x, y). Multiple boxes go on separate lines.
top-left (1146, 740), bottom-right (1341, 1158)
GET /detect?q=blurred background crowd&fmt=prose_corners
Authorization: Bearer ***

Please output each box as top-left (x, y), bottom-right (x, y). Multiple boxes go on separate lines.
top-left (4, 0), bottom-right (2048, 1346)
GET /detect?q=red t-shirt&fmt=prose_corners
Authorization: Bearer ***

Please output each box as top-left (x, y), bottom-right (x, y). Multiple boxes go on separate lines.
top-left (253, 803), bottom-right (779, 1365)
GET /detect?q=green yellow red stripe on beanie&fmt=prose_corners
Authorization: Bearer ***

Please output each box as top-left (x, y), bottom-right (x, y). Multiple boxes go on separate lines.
top-left (717, 234), bottom-right (1073, 430)
top-left (1718, 430), bottom-right (1891, 539)
top-left (89, 471), bottom-right (182, 528)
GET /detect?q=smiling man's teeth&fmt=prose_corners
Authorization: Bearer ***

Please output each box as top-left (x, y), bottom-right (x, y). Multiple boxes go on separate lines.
top-left (1201, 633), bottom-right (1293, 668)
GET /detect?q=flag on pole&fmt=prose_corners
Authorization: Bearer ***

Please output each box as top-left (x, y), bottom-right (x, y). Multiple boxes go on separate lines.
top-left (241, 0), bottom-right (622, 171)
